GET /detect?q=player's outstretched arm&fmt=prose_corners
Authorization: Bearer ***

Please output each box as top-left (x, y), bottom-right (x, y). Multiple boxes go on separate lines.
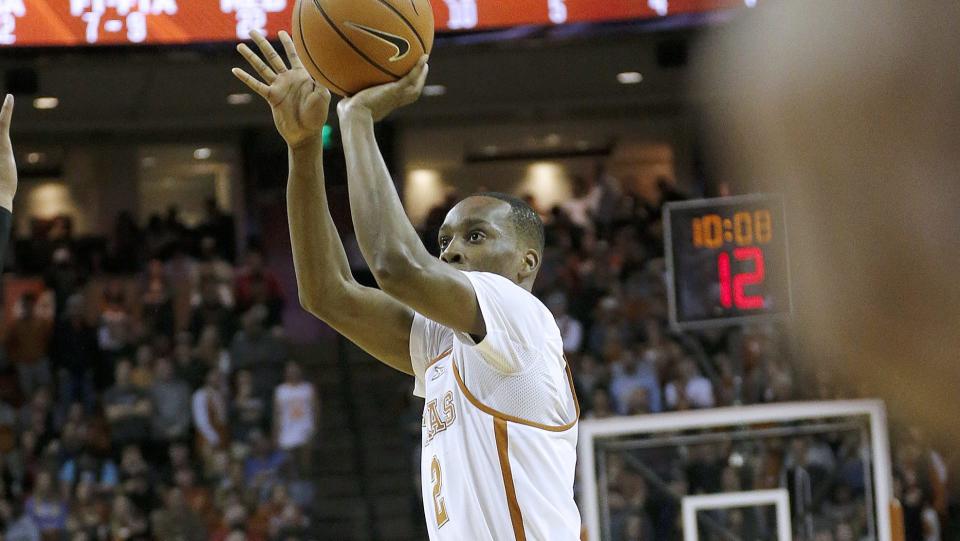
top-left (337, 59), bottom-right (485, 339)
top-left (0, 94), bottom-right (17, 265)
top-left (233, 32), bottom-right (415, 375)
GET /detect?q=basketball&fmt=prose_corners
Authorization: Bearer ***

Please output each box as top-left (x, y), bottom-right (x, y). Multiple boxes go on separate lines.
top-left (292, 0), bottom-right (435, 96)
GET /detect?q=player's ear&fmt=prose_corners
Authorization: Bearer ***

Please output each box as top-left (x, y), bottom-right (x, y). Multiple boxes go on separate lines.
top-left (518, 248), bottom-right (540, 281)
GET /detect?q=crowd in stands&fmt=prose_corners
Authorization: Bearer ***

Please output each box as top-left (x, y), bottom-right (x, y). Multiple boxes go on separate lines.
top-left (0, 203), bottom-right (319, 541)
top-left (0, 174), bottom-right (954, 541)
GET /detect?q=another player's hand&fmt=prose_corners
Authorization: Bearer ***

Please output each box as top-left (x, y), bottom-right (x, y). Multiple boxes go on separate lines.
top-left (0, 95), bottom-right (17, 211)
top-left (338, 56), bottom-right (429, 123)
top-left (232, 30), bottom-right (331, 149)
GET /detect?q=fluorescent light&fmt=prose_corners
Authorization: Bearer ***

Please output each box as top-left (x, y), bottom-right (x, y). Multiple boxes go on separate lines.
top-left (26, 152), bottom-right (43, 164)
top-left (422, 84), bottom-right (447, 97)
top-left (482, 145), bottom-right (499, 155)
top-left (227, 93), bottom-right (253, 105)
top-left (141, 156), bottom-right (157, 167)
top-left (33, 97), bottom-right (59, 110)
top-left (193, 148), bottom-right (212, 160)
top-left (617, 72), bottom-right (644, 85)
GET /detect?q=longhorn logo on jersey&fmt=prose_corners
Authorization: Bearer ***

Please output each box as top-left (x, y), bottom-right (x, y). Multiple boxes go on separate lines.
top-left (423, 391), bottom-right (456, 446)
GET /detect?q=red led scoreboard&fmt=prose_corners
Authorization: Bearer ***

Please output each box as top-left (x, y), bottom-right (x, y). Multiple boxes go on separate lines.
top-left (0, 0), bottom-right (753, 47)
top-left (664, 195), bottom-right (792, 330)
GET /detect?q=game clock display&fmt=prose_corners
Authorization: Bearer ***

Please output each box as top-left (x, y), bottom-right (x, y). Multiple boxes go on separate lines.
top-left (664, 194), bottom-right (791, 330)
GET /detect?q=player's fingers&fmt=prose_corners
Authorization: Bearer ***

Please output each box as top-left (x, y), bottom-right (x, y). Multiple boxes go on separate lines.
top-left (237, 44), bottom-right (277, 83)
top-left (414, 63), bottom-right (429, 91)
top-left (0, 95), bottom-right (12, 134)
top-left (232, 68), bottom-right (271, 100)
top-left (402, 56), bottom-right (428, 86)
top-left (249, 30), bottom-right (288, 73)
top-left (278, 31), bottom-right (304, 70)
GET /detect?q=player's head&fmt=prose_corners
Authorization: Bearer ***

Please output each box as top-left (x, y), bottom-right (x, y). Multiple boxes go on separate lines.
top-left (439, 193), bottom-right (544, 289)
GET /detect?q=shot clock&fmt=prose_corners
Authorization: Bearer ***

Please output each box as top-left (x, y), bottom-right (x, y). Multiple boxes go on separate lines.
top-left (664, 194), bottom-right (791, 330)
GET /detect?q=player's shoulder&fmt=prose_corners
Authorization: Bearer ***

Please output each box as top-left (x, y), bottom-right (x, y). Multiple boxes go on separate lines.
top-left (462, 271), bottom-right (546, 307)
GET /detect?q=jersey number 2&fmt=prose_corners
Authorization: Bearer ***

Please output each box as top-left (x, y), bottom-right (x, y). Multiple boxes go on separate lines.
top-left (431, 455), bottom-right (450, 527)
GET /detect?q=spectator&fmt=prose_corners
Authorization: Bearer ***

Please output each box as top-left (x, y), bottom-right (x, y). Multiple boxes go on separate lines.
top-left (4, 293), bottom-right (53, 396)
top-left (23, 470), bottom-right (67, 539)
top-left (609, 347), bottom-right (663, 414)
top-left (151, 486), bottom-right (206, 541)
top-left (585, 387), bottom-right (615, 420)
top-left (50, 294), bottom-right (98, 412)
top-left (195, 236), bottom-right (235, 305)
top-left (102, 360), bottom-right (152, 451)
top-left (129, 344), bottom-right (154, 389)
top-left (273, 362), bottom-right (318, 475)
top-left (175, 331), bottom-right (208, 391)
top-left (190, 275), bottom-right (237, 340)
top-left (150, 357), bottom-right (192, 444)
top-left (243, 430), bottom-right (286, 500)
top-left (231, 369), bottom-right (267, 443)
top-left (192, 370), bottom-right (229, 457)
top-left (107, 494), bottom-right (147, 541)
top-left (231, 306), bottom-right (287, 401)
top-left (96, 281), bottom-right (134, 393)
top-left (234, 249), bottom-right (283, 319)
top-left (139, 258), bottom-right (176, 338)
top-left (664, 357), bottom-right (715, 410)
top-left (546, 291), bottom-right (583, 355)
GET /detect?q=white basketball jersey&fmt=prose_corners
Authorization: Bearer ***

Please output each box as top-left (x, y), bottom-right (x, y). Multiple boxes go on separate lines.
top-left (410, 271), bottom-right (581, 541)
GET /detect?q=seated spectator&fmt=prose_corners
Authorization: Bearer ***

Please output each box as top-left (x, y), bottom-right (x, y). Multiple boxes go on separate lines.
top-left (231, 307), bottom-right (287, 401)
top-left (192, 370), bottom-right (229, 458)
top-left (23, 470), bottom-right (68, 539)
top-left (129, 344), bottom-right (154, 389)
top-left (173, 467), bottom-right (216, 531)
top-left (103, 361), bottom-right (152, 451)
top-left (118, 445), bottom-right (156, 515)
top-left (231, 369), bottom-right (267, 444)
top-left (273, 362), bottom-right (318, 475)
top-left (150, 357), bottom-right (192, 444)
top-left (151, 486), bottom-right (206, 541)
top-left (664, 358), bottom-right (715, 410)
top-left (139, 258), bottom-right (176, 339)
top-left (234, 249), bottom-right (283, 322)
top-left (175, 331), bottom-right (208, 391)
top-left (51, 294), bottom-right (99, 412)
top-left (65, 479), bottom-right (108, 540)
top-left (585, 387), bottom-right (615, 420)
top-left (97, 281), bottom-right (134, 369)
top-left (107, 494), bottom-right (147, 541)
top-left (195, 235), bottom-right (235, 303)
top-left (4, 293), bottom-right (53, 396)
top-left (2, 499), bottom-right (41, 541)
top-left (244, 430), bottom-right (286, 501)
top-left (546, 291), bottom-right (584, 355)
top-left (190, 275), bottom-right (237, 341)
top-left (609, 347), bottom-right (663, 414)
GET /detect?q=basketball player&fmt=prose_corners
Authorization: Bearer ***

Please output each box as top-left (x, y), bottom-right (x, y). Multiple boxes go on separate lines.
top-left (234, 32), bottom-right (581, 540)
top-left (0, 95), bottom-right (17, 265)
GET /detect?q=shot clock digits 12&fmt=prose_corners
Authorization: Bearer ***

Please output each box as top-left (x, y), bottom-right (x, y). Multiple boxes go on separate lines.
top-left (664, 194), bottom-right (791, 330)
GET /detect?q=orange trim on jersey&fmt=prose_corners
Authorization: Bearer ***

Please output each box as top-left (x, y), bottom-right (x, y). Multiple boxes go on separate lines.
top-left (425, 348), bottom-right (453, 370)
top-left (451, 356), bottom-right (581, 432)
top-left (494, 418), bottom-right (527, 541)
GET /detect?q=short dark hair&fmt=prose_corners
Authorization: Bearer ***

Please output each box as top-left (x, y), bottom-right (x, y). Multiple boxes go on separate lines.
top-left (474, 192), bottom-right (545, 252)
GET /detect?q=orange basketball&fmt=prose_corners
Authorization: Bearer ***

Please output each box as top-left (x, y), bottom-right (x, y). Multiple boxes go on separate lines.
top-left (292, 0), bottom-right (435, 96)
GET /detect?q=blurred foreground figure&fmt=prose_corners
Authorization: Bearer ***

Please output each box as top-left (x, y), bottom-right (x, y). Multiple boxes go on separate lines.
top-left (699, 1), bottom-right (960, 446)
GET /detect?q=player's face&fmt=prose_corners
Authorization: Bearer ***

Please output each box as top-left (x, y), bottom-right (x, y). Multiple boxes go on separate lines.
top-left (438, 197), bottom-right (526, 282)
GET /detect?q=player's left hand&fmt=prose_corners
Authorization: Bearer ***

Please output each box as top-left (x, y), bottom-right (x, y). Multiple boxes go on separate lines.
top-left (338, 55), bottom-right (429, 122)
top-left (0, 94), bottom-right (17, 211)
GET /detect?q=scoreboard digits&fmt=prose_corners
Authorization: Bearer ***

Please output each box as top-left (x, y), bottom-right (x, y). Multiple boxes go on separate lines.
top-left (664, 194), bottom-right (792, 330)
top-left (0, 0), bottom-right (759, 47)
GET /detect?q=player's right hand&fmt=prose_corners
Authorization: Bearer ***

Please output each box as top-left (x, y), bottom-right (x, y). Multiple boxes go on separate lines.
top-left (233, 30), bottom-right (331, 149)
top-left (0, 94), bottom-right (17, 211)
